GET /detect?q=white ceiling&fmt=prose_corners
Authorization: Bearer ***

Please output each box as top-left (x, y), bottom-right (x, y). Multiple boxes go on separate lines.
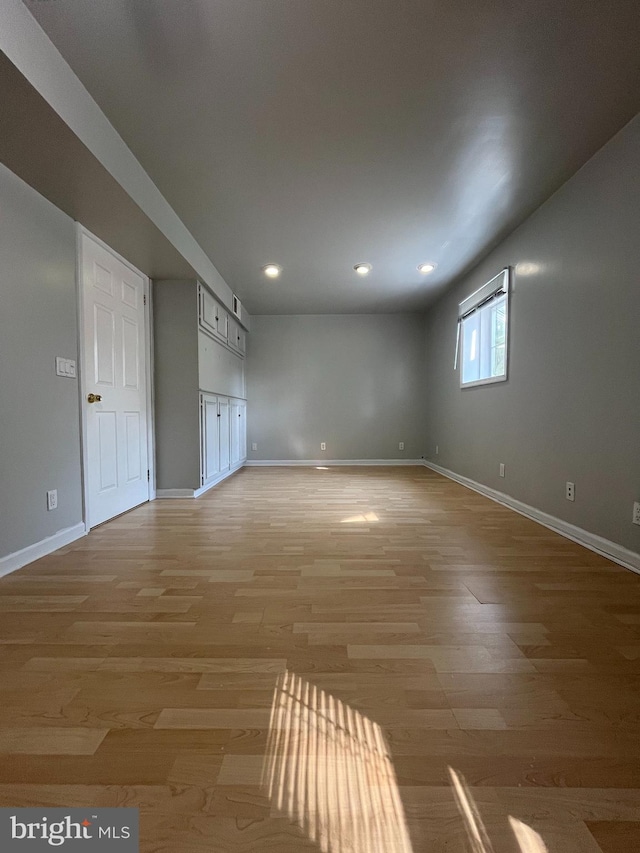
top-left (25, 0), bottom-right (640, 314)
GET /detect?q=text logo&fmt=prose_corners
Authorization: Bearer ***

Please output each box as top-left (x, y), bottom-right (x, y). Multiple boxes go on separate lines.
top-left (0, 809), bottom-right (138, 851)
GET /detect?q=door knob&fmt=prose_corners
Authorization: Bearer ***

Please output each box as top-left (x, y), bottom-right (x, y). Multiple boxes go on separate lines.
top-left (87, 393), bottom-right (102, 403)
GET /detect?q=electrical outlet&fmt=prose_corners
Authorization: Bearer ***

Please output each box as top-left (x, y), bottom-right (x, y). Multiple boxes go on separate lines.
top-left (633, 502), bottom-right (640, 525)
top-left (46, 489), bottom-right (58, 511)
top-left (251, 442), bottom-right (257, 451)
top-left (499, 463), bottom-right (505, 478)
top-left (320, 442), bottom-right (326, 451)
top-left (435, 445), bottom-right (439, 455)
top-left (566, 481), bottom-right (575, 502)
top-left (398, 442), bottom-right (405, 451)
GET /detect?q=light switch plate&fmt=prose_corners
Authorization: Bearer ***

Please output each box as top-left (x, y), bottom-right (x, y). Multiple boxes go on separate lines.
top-left (55, 357), bottom-right (77, 378)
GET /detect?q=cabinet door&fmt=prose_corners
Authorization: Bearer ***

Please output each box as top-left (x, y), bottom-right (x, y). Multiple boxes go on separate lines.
top-left (200, 287), bottom-right (228, 344)
top-left (218, 397), bottom-right (230, 473)
top-left (239, 400), bottom-right (247, 461)
top-left (230, 400), bottom-right (241, 466)
top-left (199, 288), bottom-right (216, 336)
top-left (236, 326), bottom-right (246, 355)
top-left (216, 307), bottom-right (229, 342)
top-left (227, 318), bottom-right (245, 357)
top-left (200, 394), bottom-right (220, 485)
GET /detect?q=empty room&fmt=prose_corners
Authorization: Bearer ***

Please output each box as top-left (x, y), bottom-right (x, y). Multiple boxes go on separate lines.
top-left (1, 1), bottom-right (640, 851)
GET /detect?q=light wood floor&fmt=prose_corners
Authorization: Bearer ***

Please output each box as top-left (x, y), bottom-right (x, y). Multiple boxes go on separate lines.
top-left (1, 466), bottom-right (639, 852)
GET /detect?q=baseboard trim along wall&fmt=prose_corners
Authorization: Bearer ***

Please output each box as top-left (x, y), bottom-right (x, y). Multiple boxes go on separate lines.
top-left (244, 459), bottom-right (424, 467)
top-left (0, 522), bottom-right (86, 580)
top-left (156, 462), bottom-right (244, 499)
top-left (423, 460), bottom-right (640, 575)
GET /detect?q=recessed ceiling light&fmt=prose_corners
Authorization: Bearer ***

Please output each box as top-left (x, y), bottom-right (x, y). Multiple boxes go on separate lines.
top-left (417, 262), bottom-right (437, 274)
top-left (354, 263), bottom-right (372, 276)
top-left (262, 264), bottom-right (282, 278)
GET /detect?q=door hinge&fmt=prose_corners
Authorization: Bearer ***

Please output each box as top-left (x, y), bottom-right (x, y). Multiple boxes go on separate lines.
top-left (147, 469), bottom-right (150, 481)
top-left (143, 294), bottom-right (147, 306)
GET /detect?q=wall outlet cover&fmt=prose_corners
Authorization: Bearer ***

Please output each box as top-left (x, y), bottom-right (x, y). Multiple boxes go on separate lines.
top-left (320, 442), bottom-right (326, 451)
top-left (398, 442), bottom-right (405, 451)
top-left (633, 502), bottom-right (640, 525)
top-left (566, 481), bottom-right (575, 502)
top-left (46, 489), bottom-right (58, 511)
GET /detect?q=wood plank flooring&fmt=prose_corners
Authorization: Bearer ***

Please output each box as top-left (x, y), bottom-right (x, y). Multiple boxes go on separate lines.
top-left (1, 466), bottom-right (639, 852)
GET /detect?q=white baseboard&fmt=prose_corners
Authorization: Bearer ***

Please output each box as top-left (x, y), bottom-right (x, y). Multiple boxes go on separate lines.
top-left (156, 462), bottom-right (245, 499)
top-left (423, 460), bottom-right (640, 575)
top-left (0, 522), bottom-right (86, 579)
top-left (244, 459), bottom-right (424, 467)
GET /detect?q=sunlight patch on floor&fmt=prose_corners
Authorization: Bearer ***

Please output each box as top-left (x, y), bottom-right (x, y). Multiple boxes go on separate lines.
top-left (263, 670), bottom-right (413, 853)
top-left (340, 512), bottom-right (379, 523)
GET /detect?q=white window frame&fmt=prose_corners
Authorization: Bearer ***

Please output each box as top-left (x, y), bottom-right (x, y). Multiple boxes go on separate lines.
top-left (456, 268), bottom-right (510, 389)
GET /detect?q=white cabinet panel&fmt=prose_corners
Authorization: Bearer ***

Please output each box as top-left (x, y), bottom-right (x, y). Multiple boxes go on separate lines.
top-left (230, 400), bottom-right (241, 467)
top-left (199, 286), bottom-right (229, 345)
top-left (239, 400), bottom-right (247, 462)
top-left (217, 307), bottom-right (229, 341)
top-left (230, 399), bottom-right (247, 465)
top-left (218, 397), bottom-right (230, 473)
top-left (198, 331), bottom-right (245, 398)
top-left (227, 318), bottom-right (246, 356)
top-left (201, 394), bottom-right (220, 486)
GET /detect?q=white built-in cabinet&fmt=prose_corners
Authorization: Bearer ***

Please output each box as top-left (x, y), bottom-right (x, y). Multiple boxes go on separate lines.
top-left (200, 393), bottom-right (246, 488)
top-left (199, 285), bottom-right (245, 356)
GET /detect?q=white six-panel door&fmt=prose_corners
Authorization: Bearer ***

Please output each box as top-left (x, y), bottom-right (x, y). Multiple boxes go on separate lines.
top-left (81, 232), bottom-right (149, 527)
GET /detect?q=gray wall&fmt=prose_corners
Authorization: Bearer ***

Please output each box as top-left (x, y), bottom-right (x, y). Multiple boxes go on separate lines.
top-left (153, 281), bottom-right (200, 490)
top-left (154, 280), bottom-right (247, 490)
top-left (423, 115), bottom-right (640, 554)
top-left (247, 314), bottom-right (426, 461)
top-left (0, 163), bottom-right (83, 558)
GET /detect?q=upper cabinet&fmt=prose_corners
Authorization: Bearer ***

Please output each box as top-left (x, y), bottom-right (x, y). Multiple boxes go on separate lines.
top-left (228, 317), bottom-right (246, 356)
top-left (199, 285), bottom-right (243, 356)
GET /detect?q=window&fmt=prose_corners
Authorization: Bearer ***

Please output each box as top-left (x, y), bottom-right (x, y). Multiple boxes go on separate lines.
top-left (457, 268), bottom-right (510, 388)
